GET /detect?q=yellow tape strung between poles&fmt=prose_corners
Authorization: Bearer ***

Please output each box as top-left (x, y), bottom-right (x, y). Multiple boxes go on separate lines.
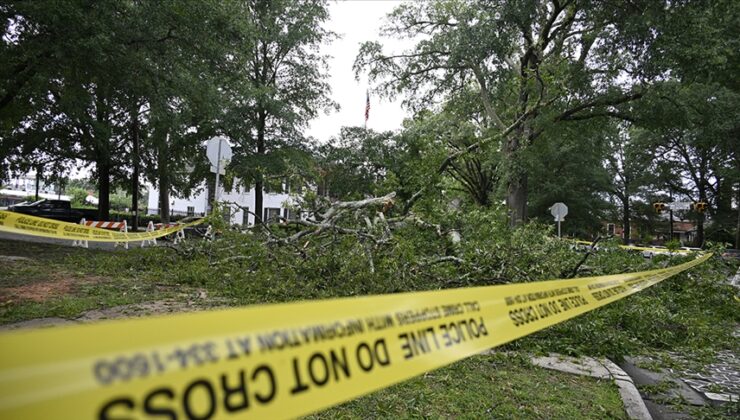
top-left (573, 239), bottom-right (691, 254)
top-left (0, 253), bottom-right (711, 419)
top-left (0, 210), bottom-right (204, 242)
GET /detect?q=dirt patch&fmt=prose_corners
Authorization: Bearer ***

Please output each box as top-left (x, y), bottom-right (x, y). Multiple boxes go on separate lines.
top-left (0, 295), bottom-right (227, 331)
top-left (0, 275), bottom-right (107, 303)
top-left (0, 255), bottom-right (33, 263)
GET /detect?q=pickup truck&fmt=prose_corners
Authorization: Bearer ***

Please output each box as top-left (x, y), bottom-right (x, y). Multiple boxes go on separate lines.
top-left (8, 199), bottom-right (88, 222)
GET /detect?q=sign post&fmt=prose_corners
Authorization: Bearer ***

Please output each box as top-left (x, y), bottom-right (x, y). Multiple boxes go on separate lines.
top-left (666, 202), bottom-right (692, 211)
top-left (550, 202), bottom-right (568, 238)
top-left (205, 136), bottom-right (232, 216)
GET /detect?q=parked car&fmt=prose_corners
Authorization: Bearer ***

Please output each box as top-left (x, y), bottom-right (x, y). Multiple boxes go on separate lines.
top-left (8, 199), bottom-right (85, 222)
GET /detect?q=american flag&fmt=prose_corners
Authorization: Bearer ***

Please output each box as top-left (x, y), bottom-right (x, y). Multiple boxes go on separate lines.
top-left (364, 90), bottom-right (370, 125)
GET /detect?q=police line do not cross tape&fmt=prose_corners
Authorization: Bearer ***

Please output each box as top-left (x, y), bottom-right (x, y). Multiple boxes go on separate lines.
top-left (0, 253), bottom-right (711, 419)
top-left (0, 210), bottom-right (203, 242)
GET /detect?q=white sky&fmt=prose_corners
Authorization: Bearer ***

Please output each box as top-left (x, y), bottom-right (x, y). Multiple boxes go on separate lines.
top-left (306, 0), bottom-right (414, 141)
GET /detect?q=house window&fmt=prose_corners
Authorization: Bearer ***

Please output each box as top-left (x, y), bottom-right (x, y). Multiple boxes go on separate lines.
top-left (286, 208), bottom-right (299, 220)
top-left (242, 208), bottom-right (250, 226)
top-left (264, 207), bottom-right (281, 223)
top-left (187, 206), bottom-right (195, 216)
top-left (222, 207), bottom-right (232, 224)
top-left (607, 223), bottom-right (615, 236)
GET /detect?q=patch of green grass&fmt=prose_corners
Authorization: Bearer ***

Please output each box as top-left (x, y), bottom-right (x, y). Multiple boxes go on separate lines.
top-left (307, 354), bottom-right (627, 419)
top-left (0, 239), bottom-right (194, 324)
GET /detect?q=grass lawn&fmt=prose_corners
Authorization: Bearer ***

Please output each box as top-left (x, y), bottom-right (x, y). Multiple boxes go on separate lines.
top-left (0, 237), bottom-right (629, 418)
top-left (0, 238), bottom-right (210, 324)
top-left (309, 354), bottom-right (627, 419)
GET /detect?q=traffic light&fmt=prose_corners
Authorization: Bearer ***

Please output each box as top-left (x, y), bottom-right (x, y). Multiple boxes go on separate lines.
top-left (653, 202), bottom-right (666, 213)
top-left (693, 202), bottom-right (708, 213)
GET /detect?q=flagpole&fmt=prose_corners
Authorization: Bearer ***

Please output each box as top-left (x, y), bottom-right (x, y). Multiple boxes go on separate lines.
top-left (364, 89), bottom-right (369, 129)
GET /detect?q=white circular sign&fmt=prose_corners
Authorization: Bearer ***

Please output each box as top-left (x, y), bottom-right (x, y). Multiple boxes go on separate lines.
top-left (550, 202), bottom-right (568, 221)
top-left (206, 136), bottom-right (232, 167)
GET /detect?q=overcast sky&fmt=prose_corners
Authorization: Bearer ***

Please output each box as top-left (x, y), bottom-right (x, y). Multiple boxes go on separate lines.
top-left (306, 0), bottom-right (414, 142)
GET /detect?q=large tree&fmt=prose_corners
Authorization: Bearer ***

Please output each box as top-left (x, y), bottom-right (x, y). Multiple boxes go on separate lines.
top-left (0, 0), bottom-right (237, 220)
top-left (224, 0), bottom-right (335, 223)
top-left (603, 124), bottom-right (653, 244)
top-left (355, 0), bottom-right (684, 225)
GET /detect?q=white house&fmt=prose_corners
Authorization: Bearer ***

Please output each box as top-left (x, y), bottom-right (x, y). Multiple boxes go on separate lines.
top-left (147, 180), bottom-right (298, 226)
top-left (1, 172), bottom-right (70, 207)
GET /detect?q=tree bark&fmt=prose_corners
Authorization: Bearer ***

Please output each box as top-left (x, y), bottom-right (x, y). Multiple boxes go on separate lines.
top-left (254, 109), bottom-right (266, 225)
top-left (34, 165), bottom-right (41, 200)
top-left (131, 106), bottom-right (140, 231)
top-left (735, 185), bottom-right (740, 249)
top-left (157, 133), bottom-right (170, 224)
top-left (507, 173), bottom-right (528, 227)
top-left (696, 213), bottom-right (704, 247)
top-left (505, 119), bottom-right (531, 226)
top-left (622, 196), bottom-right (630, 245)
top-left (97, 159), bottom-right (110, 221)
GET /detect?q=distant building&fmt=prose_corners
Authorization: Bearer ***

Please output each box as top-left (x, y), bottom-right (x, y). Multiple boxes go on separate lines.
top-left (146, 179), bottom-right (300, 226)
top-left (1, 172), bottom-right (69, 207)
top-left (656, 221), bottom-right (697, 245)
top-left (604, 220), bottom-right (697, 245)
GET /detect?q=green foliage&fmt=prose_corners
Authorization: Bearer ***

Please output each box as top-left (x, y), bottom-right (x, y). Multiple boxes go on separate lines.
top-left (67, 187), bottom-right (88, 207)
top-left (317, 127), bottom-right (397, 200)
top-left (511, 251), bottom-right (739, 359)
top-left (665, 239), bottom-right (681, 251)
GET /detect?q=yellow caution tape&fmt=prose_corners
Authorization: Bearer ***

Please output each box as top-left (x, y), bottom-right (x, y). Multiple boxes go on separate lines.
top-left (0, 210), bottom-right (203, 242)
top-left (573, 239), bottom-right (691, 254)
top-left (0, 253), bottom-right (711, 419)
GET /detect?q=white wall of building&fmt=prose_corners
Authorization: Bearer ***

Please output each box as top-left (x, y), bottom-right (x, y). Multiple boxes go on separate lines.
top-left (147, 181), bottom-right (296, 226)
top-left (6, 173), bottom-right (61, 196)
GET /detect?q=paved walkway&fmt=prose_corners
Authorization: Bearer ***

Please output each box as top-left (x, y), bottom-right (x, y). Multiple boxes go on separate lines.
top-left (667, 348), bottom-right (739, 403)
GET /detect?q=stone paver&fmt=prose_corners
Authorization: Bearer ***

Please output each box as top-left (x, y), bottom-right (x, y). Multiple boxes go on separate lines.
top-left (665, 350), bottom-right (740, 403)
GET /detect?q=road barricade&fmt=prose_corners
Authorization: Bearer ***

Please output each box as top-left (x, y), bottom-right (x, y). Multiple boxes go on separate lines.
top-left (72, 219), bottom-right (130, 249)
top-left (0, 210), bottom-right (202, 243)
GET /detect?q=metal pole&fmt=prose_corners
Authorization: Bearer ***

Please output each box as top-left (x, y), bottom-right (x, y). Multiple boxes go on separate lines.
top-left (558, 220), bottom-right (561, 238)
top-left (213, 138), bottom-right (222, 214)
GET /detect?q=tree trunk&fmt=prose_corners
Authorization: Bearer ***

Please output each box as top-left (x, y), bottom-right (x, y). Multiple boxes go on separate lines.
top-left (622, 197), bottom-right (630, 245)
top-left (735, 185), bottom-right (740, 249)
top-left (157, 133), bottom-right (170, 224)
top-left (131, 106), bottom-right (140, 231)
top-left (696, 213), bottom-right (704, 247)
top-left (507, 174), bottom-right (528, 226)
top-left (255, 179), bottom-right (263, 223)
top-left (34, 165), bottom-right (41, 200)
top-left (97, 160), bottom-right (110, 221)
top-left (695, 188), bottom-right (707, 247)
top-left (505, 76), bottom-right (534, 226)
top-left (254, 110), bottom-right (266, 225)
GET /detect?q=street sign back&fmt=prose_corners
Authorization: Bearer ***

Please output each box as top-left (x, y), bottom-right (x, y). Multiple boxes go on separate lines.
top-left (206, 136), bottom-right (232, 168)
top-left (550, 202), bottom-right (568, 220)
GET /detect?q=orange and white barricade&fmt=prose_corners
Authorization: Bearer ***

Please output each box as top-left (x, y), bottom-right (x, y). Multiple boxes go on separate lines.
top-left (153, 222), bottom-right (186, 245)
top-left (141, 221), bottom-right (157, 247)
top-left (72, 219), bottom-right (130, 249)
top-left (142, 222), bottom-right (185, 246)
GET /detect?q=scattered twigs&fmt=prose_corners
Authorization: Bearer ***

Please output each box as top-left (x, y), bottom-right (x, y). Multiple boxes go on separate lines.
top-left (420, 255), bottom-right (465, 266)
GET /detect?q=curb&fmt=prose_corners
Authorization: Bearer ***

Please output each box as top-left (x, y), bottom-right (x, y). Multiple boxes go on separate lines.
top-left (531, 354), bottom-right (652, 420)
